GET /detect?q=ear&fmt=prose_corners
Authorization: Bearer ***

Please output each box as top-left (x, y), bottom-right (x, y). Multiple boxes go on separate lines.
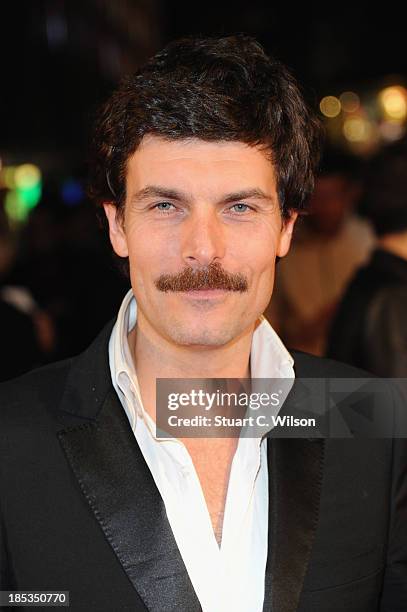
top-left (276, 211), bottom-right (298, 258)
top-left (103, 202), bottom-right (129, 257)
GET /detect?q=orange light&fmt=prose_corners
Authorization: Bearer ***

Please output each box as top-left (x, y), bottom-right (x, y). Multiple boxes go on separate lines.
top-left (378, 86), bottom-right (407, 121)
top-left (339, 91), bottom-right (360, 113)
top-left (343, 117), bottom-right (372, 142)
top-left (320, 96), bottom-right (341, 118)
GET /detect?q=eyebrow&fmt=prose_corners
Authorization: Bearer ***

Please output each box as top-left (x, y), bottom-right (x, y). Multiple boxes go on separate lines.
top-left (129, 185), bottom-right (275, 205)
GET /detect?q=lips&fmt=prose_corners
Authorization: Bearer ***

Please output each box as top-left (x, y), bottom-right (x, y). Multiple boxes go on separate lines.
top-left (184, 289), bottom-right (229, 298)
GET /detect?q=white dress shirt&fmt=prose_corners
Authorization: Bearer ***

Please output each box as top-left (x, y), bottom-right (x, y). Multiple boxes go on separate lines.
top-left (108, 289), bottom-right (295, 612)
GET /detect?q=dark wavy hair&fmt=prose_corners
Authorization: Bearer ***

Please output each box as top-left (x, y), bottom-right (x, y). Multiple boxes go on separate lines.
top-left (88, 34), bottom-right (322, 273)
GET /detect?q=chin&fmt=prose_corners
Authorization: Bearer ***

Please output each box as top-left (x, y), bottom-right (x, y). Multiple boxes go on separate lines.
top-left (168, 325), bottom-right (236, 348)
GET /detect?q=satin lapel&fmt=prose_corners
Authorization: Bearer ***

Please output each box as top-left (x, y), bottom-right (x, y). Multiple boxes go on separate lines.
top-left (58, 388), bottom-right (201, 612)
top-left (263, 437), bottom-right (325, 612)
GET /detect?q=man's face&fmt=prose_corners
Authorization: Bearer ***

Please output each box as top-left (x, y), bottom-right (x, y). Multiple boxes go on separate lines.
top-left (104, 136), bottom-right (297, 348)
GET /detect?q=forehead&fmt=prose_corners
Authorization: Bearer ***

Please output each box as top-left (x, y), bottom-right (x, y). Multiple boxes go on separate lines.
top-left (125, 135), bottom-right (277, 193)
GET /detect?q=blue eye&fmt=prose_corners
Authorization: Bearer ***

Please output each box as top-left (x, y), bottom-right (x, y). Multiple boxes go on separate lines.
top-left (155, 202), bottom-right (174, 211)
top-left (230, 203), bottom-right (251, 213)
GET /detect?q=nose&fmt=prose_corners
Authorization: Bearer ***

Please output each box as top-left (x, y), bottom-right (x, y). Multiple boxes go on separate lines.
top-left (181, 206), bottom-right (226, 268)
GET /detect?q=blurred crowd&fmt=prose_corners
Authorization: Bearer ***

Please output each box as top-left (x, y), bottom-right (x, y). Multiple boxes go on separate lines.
top-left (1, 139), bottom-right (407, 381)
top-left (0, 183), bottom-right (128, 382)
top-left (267, 138), bottom-right (407, 377)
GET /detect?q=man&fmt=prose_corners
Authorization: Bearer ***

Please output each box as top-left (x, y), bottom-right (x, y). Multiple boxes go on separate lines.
top-left (0, 35), bottom-right (406, 612)
top-left (266, 148), bottom-right (374, 356)
top-left (327, 137), bottom-right (407, 376)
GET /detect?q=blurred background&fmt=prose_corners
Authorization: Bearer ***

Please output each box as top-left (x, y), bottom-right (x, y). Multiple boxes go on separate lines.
top-left (1, 1), bottom-right (407, 380)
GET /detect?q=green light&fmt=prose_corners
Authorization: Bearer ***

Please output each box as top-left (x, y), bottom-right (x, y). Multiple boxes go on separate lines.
top-left (5, 190), bottom-right (29, 222)
top-left (3, 163), bottom-right (42, 224)
top-left (18, 183), bottom-right (42, 209)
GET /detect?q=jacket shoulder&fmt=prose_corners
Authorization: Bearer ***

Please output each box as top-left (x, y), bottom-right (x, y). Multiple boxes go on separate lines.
top-left (0, 319), bottom-right (115, 426)
top-left (290, 349), bottom-right (374, 378)
top-left (0, 358), bottom-right (74, 422)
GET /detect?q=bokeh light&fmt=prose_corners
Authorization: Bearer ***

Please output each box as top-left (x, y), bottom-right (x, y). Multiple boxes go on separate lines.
top-left (14, 164), bottom-right (41, 190)
top-left (2, 163), bottom-right (42, 223)
top-left (378, 86), bottom-right (407, 121)
top-left (343, 117), bottom-right (372, 142)
top-left (3, 166), bottom-right (17, 190)
top-left (379, 121), bottom-right (406, 142)
top-left (61, 179), bottom-right (84, 206)
top-left (320, 96), bottom-right (341, 118)
top-left (5, 190), bottom-right (28, 222)
top-left (339, 91), bottom-right (360, 113)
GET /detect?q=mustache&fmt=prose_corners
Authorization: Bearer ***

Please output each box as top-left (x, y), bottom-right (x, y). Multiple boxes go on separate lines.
top-left (155, 262), bottom-right (248, 292)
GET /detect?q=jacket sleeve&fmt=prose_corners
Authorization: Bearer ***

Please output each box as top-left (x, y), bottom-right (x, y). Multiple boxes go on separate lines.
top-left (364, 286), bottom-right (407, 377)
top-left (379, 400), bottom-right (407, 610)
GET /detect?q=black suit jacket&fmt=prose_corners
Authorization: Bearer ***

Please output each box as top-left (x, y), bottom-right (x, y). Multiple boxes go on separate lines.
top-left (327, 248), bottom-right (407, 377)
top-left (0, 320), bottom-right (406, 611)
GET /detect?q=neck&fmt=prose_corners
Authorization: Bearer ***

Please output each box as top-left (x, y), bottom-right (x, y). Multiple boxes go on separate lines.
top-left (128, 313), bottom-right (254, 422)
top-left (377, 230), bottom-right (407, 261)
